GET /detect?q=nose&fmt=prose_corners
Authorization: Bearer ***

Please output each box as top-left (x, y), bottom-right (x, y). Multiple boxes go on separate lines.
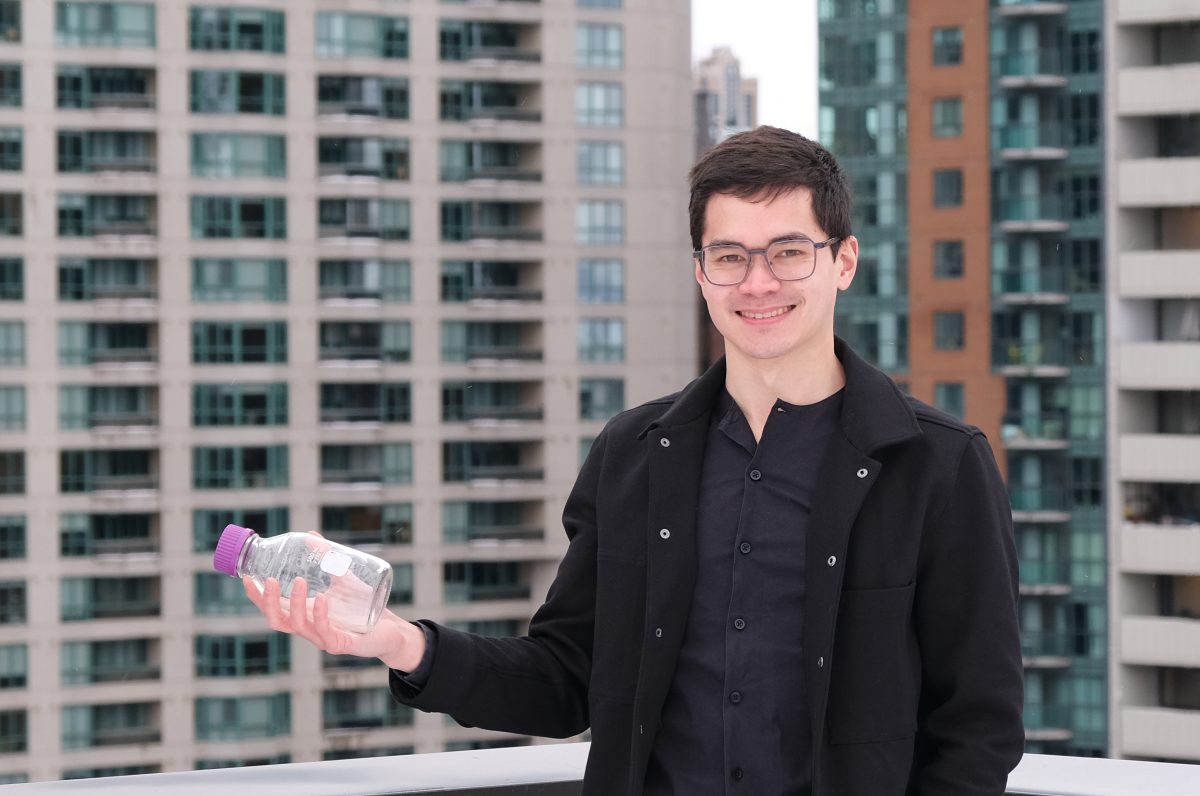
top-left (739, 250), bottom-right (780, 294)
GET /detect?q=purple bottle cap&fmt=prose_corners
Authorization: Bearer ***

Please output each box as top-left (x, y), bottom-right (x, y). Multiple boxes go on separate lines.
top-left (213, 524), bottom-right (256, 577)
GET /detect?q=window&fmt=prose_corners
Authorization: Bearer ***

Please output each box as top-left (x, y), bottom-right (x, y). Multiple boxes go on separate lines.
top-left (61, 576), bottom-right (158, 620)
top-left (58, 258), bottom-right (153, 300)
top-left (192, 259), bottom-right (286, 302)
top-left (0, 644), bottom-right (24, 689)
top-left (318, 198), bottom-right (410, 240)
top-left (578, 319), bottom-right (625, 362)
top-left (56, 66), bottom-right (150, 109)
top-left (195, 634), bottom-right (289, 677)
top-left (1066, 239), bottom-right (1102, 292)
top-left (442, 441), bottom-right (536, 483)
top-left (192, 321), bottom-right (287, 363)
top-left (443, 561), bottom-right (528, 603)
top-left (1068, 31), bottom-right (1100, 75)
top-left (317, 75), bottom-right (408, 119)
top-left (1062, 174), bottom-right (1101, 220)
top-left (323, 688), bottom-right (412, 731)
top-left (577, 200), bottom-right (624, 244)
top-left (195, 757), bottom-right (288, 771)
top-left (442, 381), bottom-right (534, 423)
top-left (190, 71), bottom-right (285, 115)
top-left (57, 193), bottom-right (154, 237)
top-left (1067, 94), bottom-right (1100, 147)
top-left (0, 452), bottom-right (21, 494)
top-left (389, 562), bottom-right (414, 606)
top-left (446, 619), bottom-right (521, 637)
top-left (59, 449), bottom-right (152, 492)
top-left (0, 65), bottom-right (17, 107)
top-left (319, 260), bottom-right (410, 302)
top-left (576, 23), bottom-right (622, 68)
top-left (576, 82), bottom-right (623, 126)
top-left (193, 383), bottom-right (288, 426)
top-left (61, 639), bottom-right (155, 685)
top-left (0, 581), bottom-right (22, 623)
top-left (578, 259), bottom-right (624, 303)
top-left (0, 515), bottom-right (21, 559)
top-left (578, 0), bottom-right (622, 7)
top-left (441, 501), bottom-right (535, 544)
top-left (315, 13), bottom-right (408, 59)
top-left (933, 240), bottom-right (963, 279)
top-left (194, 573), bottom-right (256, 615)
top-left (933, 169), bottom-right (963, 208)
top-left (0, 709), bottom-right (24, 753)
top-left (62, 702), bottom-right (158, 749)
top-left (190, 196), bottom-right (286, 239)
top-left (1072, 457), bottom-right (1103, 508)
top-left (64, 766), bottom-right (156, 780)
top-left (577, 141), bottom-right (623, 185)
top-left (934, 383), bottom-right (965, 420)
top-left (193, 508), bottom-right (289, 552)
top-left (580, 437), bottom-right (595, 467)
top-left (56, 3), bottom-right (155, 48)
top-left (195, 694), bottom-right (290, 741)
top-left (320, 443), bottom-right (412, 485)
top-left (324, 747), bottom-right (413, 761)
top-left (58, 130), bottom-right (152, 173)
top-left (320, 503), bottom-right (412, 546)
top-left (60, 513), bottom-right (154, 556)
top-left (932, 27), bottom-right (962, 66)
top-left (191, 134), bottom-right (286, 178)
top-left (0, 193), bottom-right (19, 235)
top-left (0, 2), bottom-right (18, 43)
top-left (0, 386), bottom-right (20, 431)
top-left (319, 321), bottom-right (410, 362)
top-left (320, 383), bottom-right (411, 424)
top-left (441, 321), bottom-right (534, 363)
top-left (934, 311), bottom-right (965, 351)
top-left (319, 137), bottom-right (409, 180)
top-left (932, 98), bottom-right (962, 137)
top-left (193, 446), bottom-right (289, 490)
top-left (0, 322), bottom-right (18, 366)
top-left (440, 260), bottom-right (536, 303)
top-left (58, 322), bottom-right (154, 365)
top-left (0, 128), bottom-right (19, 171)
top-left (189, 7), bottom-right (285, 53)
top-left (440, 80), bottom-right (536, 123)
top-left (580, 378), bottom-right (624, 421)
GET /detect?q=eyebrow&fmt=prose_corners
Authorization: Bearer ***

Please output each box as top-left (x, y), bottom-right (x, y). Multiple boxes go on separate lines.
top-left (706, 233), bottom-right (816, 248)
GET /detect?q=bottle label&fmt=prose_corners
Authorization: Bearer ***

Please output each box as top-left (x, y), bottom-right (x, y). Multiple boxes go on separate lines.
top-left (320, 550), bottom-right (352, 577)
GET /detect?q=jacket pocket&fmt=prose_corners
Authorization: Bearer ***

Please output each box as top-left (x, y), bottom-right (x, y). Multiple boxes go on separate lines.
top-left (826, 583), bottom-right (918, 745)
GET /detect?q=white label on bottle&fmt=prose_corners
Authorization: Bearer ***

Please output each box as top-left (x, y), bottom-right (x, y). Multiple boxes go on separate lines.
top-left (320, 551), bottom-right (351, 577)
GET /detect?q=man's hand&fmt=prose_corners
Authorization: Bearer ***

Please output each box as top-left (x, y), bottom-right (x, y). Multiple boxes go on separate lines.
top-left (241, 539), bottom-right (427, 672)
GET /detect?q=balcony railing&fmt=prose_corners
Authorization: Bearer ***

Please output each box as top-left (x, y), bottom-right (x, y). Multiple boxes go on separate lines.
top-left (994, 195), bottom-right (1065, 225)
top-left (64, 726), bottom-right (161, 748)
top-left (465, 286), bottom-right (543, 302)
top-left (448, 524), bottom-right (545, 543)
top-left (462, 406), bottom-right (544, 422)
top-left (20, 745), bottom-right (1200, 794)
top-left (465, 345), bottom-right (543, 362)
top-left (993, 339), bottom-right (1069, 370)
top-left (467, 107), bottom-right (542, 123)
top-left (992, 49), bottom-right (1066, 80)
top-left (88, 348), bottom-right (158, 365)
top-left (85, 474), bottom-right (159, 492)
top-left (76, 664), bottom-right (161, 684)
top-left (1009, 485), bottom-right (1068, 514)
top-left (444, 583), bottom-right (532, 603)
top-left (993, 266), bottom-right (1069, 297)
top-left (1018, 559), bottom-right (1071, 586)
top-left (1000, 409), bottom-right (1069, 444)
top-left (450, 465), bottom-right (544, 482)
top-left (1021, 630), bottom-right (1074, 661)
top-left (66, 599), bottom-right (161, 621)
top-left (993, 122), bottom-right (1066, 153)
top-left (78, 93), bottom-right (156, 110)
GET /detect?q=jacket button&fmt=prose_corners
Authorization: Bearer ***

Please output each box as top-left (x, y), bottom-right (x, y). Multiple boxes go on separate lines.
top-left (817, 656), bottom-right (824, 668)
top-left (655, 628), bottom-right (662, 638)
top-left (857, 468), bottom-right (868, 478)
top-left (827, 555), bottom-right (836, 566)
top-left (733, 618), bottom-right (745, 630)
top-left (749, 469), bottom-right (761, 481)
top-left (730, 691), bottom-right (741, 704)
top-left (660, 438), bottom-right (670, 448)
top-left (739, 542), bottom-right (751, 554)
top-left (660, 528), bottom-right (670, 539)
top-left (732, 768), bottom-right (743, 781)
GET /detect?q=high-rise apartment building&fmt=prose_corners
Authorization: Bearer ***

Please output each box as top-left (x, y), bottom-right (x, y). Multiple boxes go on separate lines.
top-left (820, 0), bottom-right (1107, 755)
top-left (0, 0), bottom-right (694, 781)
top-left (1107, 0), bottom-right (1200, 762)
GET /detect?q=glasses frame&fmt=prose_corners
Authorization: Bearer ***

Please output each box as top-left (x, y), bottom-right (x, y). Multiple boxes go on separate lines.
top-left (693, 237), bottom-right (841, 286)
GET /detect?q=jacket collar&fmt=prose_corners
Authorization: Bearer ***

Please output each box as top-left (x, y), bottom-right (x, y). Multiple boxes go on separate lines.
top-left (639, 336), bottom-right (921, 456)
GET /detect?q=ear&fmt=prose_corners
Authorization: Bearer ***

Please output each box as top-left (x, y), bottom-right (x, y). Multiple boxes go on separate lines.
top-left (694, 257), bottom-right (706, 287)
top-left (835, 236), bottom-right (859, 292)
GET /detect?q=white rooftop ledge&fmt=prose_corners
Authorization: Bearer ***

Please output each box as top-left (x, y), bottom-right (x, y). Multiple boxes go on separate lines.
top-left (5, 746), bottom-right (1200, 794)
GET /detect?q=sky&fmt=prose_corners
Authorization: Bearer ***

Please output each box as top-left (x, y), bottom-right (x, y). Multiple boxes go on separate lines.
top-left (692, 0), bottom-right (819, 139)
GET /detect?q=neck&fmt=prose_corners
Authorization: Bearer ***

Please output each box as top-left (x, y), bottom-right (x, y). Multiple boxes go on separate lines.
top-left (724, 337), bottom-right (846, 442)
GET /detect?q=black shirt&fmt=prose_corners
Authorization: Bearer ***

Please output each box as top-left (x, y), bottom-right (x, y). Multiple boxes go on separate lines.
top-left (643, 387), bottom-right (842, 796)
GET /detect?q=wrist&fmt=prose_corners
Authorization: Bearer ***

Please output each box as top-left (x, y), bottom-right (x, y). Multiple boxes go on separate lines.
top-left (378, 613), bottom-right (427, 672)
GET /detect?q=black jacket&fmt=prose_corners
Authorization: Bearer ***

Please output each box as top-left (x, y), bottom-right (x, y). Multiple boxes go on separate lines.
top-left (393, 339), bottom-right (1025, 796)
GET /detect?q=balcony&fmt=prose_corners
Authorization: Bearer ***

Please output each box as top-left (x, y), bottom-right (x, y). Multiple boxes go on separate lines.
top-left (1119, 251), bottom-right (1200, 298)
top-left (1122, 706), bottom-right (1200, 762)
top-left (1022, 704), bottom-right (1073, 742)
top-left (60, 257), bottom-right (158, 302)
top-left (440, 81), bottom-right (542, 124)
top-left (995, 0), bottom-right (1068, 17)
top-left (24, 744), bottom-right (1200, 794)
top-left (443, 381), bottom-right (542, 424)
top-left (993, 195), bottom-right (1069, 233)
top-left (442, 261), bottom-right (542, 303)
top-left (992, 338), bottom-right (1070, 377)
top-left (1120, 157), bottom-right (1200, 208)
top-left (317, 76), bottom-right (409, 119)
top-left (318, 138), bottom-right (410, 181)
top-left (1000, 410), bottom-right (1069, 450)
top-left (61, 577), bottom-right (161, 621)
top-left (1119, 63), bottom-right (1200, 117)
top-left (992, 49), bottom-right (1067, 88)
top-left (1009, 485), bottom-right (1070, 523)
top-left (1119, 434), bottom-right (1200, 482)
top-left (993, 266), bottom-right (1070, 304)
top-left (1122, 616), bottom-right (1200, 668)
top-left (58, 131), bottom-right (156, 174)
top-left (1119, 343), bottom-right (1200, 390)
top-left (1018, 560), bottom-right (1071, 595)
top-left (57, 67), bottom-right (156, 111)
top-left (440, 21), bottom-right (540, 63)
top-left (1120, 523), bottom-right (1200, 575)
top-left (442, 201), bottom-right (543, 243)
top-left (442, 321), bottom-right (543, 364)
top-left (443, 441), bottom-right (543, 483)
top-left (993, 122), bottom-right (1068, 159)
top-left (1021, 630), bottom-right (1073, 668)
top-left (58, 194), bottom-right (157, 238)
top-left (444, 561), bottom-right (531, 603)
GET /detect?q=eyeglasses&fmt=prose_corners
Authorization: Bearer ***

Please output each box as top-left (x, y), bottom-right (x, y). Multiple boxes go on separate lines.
top-left (693, 237), bottom-right (840, 286)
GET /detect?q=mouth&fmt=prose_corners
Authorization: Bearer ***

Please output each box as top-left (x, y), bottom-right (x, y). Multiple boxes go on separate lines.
top-left (736, 305), bottom-right (795, 320)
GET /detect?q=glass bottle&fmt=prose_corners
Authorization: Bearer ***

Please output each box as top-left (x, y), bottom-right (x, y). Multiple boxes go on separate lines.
top-left (213, 524), bottom-right (393, 635)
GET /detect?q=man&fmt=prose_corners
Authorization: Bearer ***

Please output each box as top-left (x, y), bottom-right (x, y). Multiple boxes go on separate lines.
top-left (247, 126), bottom-right (1024, 795)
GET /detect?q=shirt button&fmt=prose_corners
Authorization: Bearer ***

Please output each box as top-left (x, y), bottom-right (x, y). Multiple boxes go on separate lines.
top-left (733, 618), bottom-right (745, 630)
top-left (749, 469), bottom-right (761, 481)
top-left (730, 691), bottom-right (741, 704)
top-left (732, 768), bottom-right (743, 781)
top-left (739, 542), bottom-right (751, 554)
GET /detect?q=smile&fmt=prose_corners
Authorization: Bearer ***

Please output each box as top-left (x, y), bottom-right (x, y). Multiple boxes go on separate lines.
top-left (736, 306), bottom-right (795, 320)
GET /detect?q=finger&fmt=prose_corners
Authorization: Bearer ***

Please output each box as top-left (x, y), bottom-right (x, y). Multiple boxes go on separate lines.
top-left (242, 576), bottom-right (265, 608)
top-left (307, 530), bottom-right (325, 538)
top-left (257, 578), bottom-right (289, 631)
top-left (311, 591), bottom-right (348, 655)
top-left (288, 577), bottom-right (312, 635)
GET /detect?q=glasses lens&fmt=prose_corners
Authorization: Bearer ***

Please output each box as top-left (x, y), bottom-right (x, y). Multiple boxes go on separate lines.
top-left (702, 245), bottom-right (750, 285)
top-left (766, 239), bottom-right (817, 280)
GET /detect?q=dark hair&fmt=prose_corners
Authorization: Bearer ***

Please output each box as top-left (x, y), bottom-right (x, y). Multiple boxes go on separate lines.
top-left (688, 126), bottom-right (852, 255)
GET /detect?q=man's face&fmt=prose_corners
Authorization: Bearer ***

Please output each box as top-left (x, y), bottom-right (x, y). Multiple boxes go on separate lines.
top-left (696, 188), bottom-right (857, 366)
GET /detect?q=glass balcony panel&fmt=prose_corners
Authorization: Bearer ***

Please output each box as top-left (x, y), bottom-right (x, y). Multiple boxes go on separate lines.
top-left (1000, 409), bottom-right (1069, 443)
top-left (992, 338), bottom-right (1069, 369)
top-left (1009, 486), bottom-right (1068, 514)
top-left (992, 49), bottom-right (1066, 80)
